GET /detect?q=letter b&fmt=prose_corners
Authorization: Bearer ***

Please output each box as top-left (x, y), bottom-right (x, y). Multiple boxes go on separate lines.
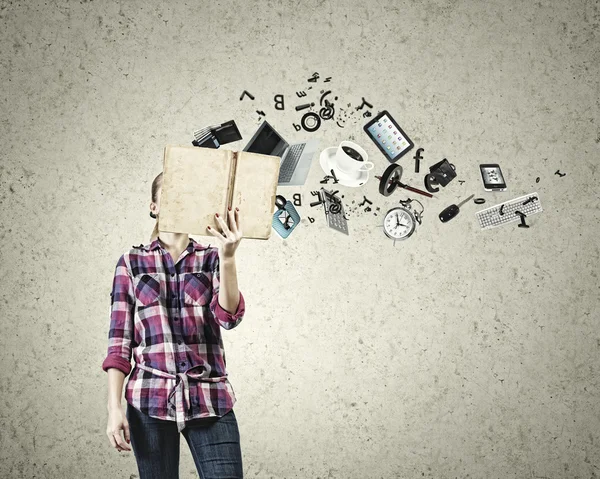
top-left (274, 94), bottom-right (284, 110)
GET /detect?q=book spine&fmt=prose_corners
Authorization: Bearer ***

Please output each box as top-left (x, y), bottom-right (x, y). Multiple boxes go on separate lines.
top-left (226, 151), bottom-right (238, 228)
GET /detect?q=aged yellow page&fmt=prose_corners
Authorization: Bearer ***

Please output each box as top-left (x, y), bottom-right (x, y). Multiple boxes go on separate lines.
top-left (231, 151), bottom-right (280, 239)
top-left (158, 145), bottom-right (231, 235)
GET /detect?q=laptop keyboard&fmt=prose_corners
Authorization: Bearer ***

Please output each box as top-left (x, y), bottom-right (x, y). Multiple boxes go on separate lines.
top-left (279, 143), bottom-right (306, 182)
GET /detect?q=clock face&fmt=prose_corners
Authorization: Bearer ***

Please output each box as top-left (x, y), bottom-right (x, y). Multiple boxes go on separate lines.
top-left (383, 207), bottom-right (416, 240)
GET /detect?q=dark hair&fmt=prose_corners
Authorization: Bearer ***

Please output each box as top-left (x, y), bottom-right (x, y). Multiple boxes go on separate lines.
top-left (149, 172), bottom-right (163, 242)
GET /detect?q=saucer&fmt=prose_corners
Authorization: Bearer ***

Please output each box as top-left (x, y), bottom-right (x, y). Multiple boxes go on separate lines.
top-left (319, 147), bottom-right (369, 187)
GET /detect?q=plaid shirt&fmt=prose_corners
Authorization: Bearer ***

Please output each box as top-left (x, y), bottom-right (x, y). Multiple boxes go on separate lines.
top-left (101, 237), bottom-right (245, 433)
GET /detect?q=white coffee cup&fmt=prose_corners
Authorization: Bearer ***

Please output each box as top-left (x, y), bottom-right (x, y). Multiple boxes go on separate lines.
top-left (335, 141), bottom-right (374, 177)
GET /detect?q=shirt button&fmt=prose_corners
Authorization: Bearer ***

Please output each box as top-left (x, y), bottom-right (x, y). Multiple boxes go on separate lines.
top-left (180, 362), bottom-right (185, 367)
top-left (171, 273), bottom-right (175, 277)
top-left (177, 340), bottom-right (182, 345)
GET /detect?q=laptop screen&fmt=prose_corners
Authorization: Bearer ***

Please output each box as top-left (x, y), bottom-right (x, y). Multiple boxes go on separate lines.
top-left (244, 122), bottom-right (287, 157)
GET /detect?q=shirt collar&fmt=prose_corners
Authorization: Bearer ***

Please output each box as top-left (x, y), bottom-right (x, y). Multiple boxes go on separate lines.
top-left (139, 237), bottom-right (209, 252)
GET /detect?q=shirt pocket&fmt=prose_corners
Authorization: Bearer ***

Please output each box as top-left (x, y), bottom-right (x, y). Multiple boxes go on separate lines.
top-left (183, 271), bottom-right (212, 306)
top-left (133, 273), bottom-right (161, 307)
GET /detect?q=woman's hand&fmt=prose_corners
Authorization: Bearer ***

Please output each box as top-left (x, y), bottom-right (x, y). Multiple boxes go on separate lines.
top-left (106, 405), bottom-right (131, 452)
top-left (207, 207), bottom-right (243, 259)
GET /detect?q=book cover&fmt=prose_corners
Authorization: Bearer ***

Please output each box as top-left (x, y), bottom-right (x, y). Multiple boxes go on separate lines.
top-left (158, 145), bottom-right (280, 240)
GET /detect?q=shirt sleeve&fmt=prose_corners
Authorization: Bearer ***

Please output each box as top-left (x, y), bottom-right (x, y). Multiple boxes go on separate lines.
top-left (101, 254), bottom-right (135, 376)
top-left (209, 251), bottom-right (245, 330)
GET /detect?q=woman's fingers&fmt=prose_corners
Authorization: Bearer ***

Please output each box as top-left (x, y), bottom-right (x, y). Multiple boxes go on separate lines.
top-left (207, 210), bottom-right (242, 240)
top-left (227, 208), bottom-right (239, 236)
top-left (109, 432), bottom-right (124, 451)
top-left (107, 428), bottom-right (131, 451)
top-left (234, 208), bottom-right (242, 238)
top-left (123, 422), bottom-right (130, 444)
top-left (114, 431), bottom-right (131, 451)
top-left (207, 224), bottom-right (227, 240)
top-left (108, 433), bottom-right (118, 450)
top-left (215, 213), bottom-right (231, 236)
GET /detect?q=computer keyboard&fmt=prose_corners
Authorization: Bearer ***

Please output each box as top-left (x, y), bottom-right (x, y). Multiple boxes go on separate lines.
top-left (475, 192), bottom-right (543, 229)
top-left (278, 143), bottom-right (306, 182)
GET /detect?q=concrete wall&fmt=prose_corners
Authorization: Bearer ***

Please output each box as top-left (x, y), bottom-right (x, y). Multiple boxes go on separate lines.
top-left (1, 0), bottom-right (598, 477)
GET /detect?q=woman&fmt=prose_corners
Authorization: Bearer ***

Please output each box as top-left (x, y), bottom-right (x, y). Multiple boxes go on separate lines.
top-left (102, 171), bottom-right (246, 478)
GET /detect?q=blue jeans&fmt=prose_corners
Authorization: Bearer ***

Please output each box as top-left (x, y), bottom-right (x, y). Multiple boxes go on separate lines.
top-left (126, 402), bottom-right (243, 479)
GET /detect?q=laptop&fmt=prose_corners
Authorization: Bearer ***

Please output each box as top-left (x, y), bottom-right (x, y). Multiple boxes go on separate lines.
top-left (243, 121), bottom-right (320, 186)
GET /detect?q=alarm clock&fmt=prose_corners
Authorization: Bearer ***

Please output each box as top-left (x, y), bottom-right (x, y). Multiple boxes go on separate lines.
top-left (383, 206), bottom-right (417, 241)
top-left (380, 198), bottom-right (424, 244)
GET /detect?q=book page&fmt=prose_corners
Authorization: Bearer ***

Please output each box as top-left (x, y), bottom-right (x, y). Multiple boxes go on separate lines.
top-left (158, 145), bottom-right (232, 235)
top-left (231, 152), bottom-right (281, 240)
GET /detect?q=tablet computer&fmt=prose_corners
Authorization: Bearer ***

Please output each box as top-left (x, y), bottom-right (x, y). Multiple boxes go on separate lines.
top-left (363, 110), bottom-right (414, 163)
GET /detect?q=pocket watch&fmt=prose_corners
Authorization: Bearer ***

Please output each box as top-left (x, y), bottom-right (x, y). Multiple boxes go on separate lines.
top-left (380, 198), bottom-right (424, 244)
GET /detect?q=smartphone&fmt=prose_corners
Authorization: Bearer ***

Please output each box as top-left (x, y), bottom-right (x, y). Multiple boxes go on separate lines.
top-left (479, 164), bottom-right (507, 191)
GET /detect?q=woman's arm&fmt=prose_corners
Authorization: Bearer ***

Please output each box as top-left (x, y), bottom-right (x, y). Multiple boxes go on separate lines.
top-left (107, 368), bottom-right (126, 410)
top-left (102, 255), bottom-right (134, 383)
top-left (210, 253), bottom-right (245, 329)
top-left (106, 369), bottom-right (131, 452)
top-left (218, 256), bottom-right (240, 313)
top-left (208, 208), bottom-right (245, 328)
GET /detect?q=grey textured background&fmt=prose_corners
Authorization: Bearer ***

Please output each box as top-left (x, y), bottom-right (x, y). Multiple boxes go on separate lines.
top-left (1, 0), bottom-right (599, 478)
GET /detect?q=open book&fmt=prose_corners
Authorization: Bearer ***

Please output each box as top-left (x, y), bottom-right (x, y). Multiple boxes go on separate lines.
top-left (158, 145), bottom-right (281, 240)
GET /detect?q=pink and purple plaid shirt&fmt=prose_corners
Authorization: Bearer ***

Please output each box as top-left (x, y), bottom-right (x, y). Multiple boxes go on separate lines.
top-left (101, 237), bottom-right (245, 433)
